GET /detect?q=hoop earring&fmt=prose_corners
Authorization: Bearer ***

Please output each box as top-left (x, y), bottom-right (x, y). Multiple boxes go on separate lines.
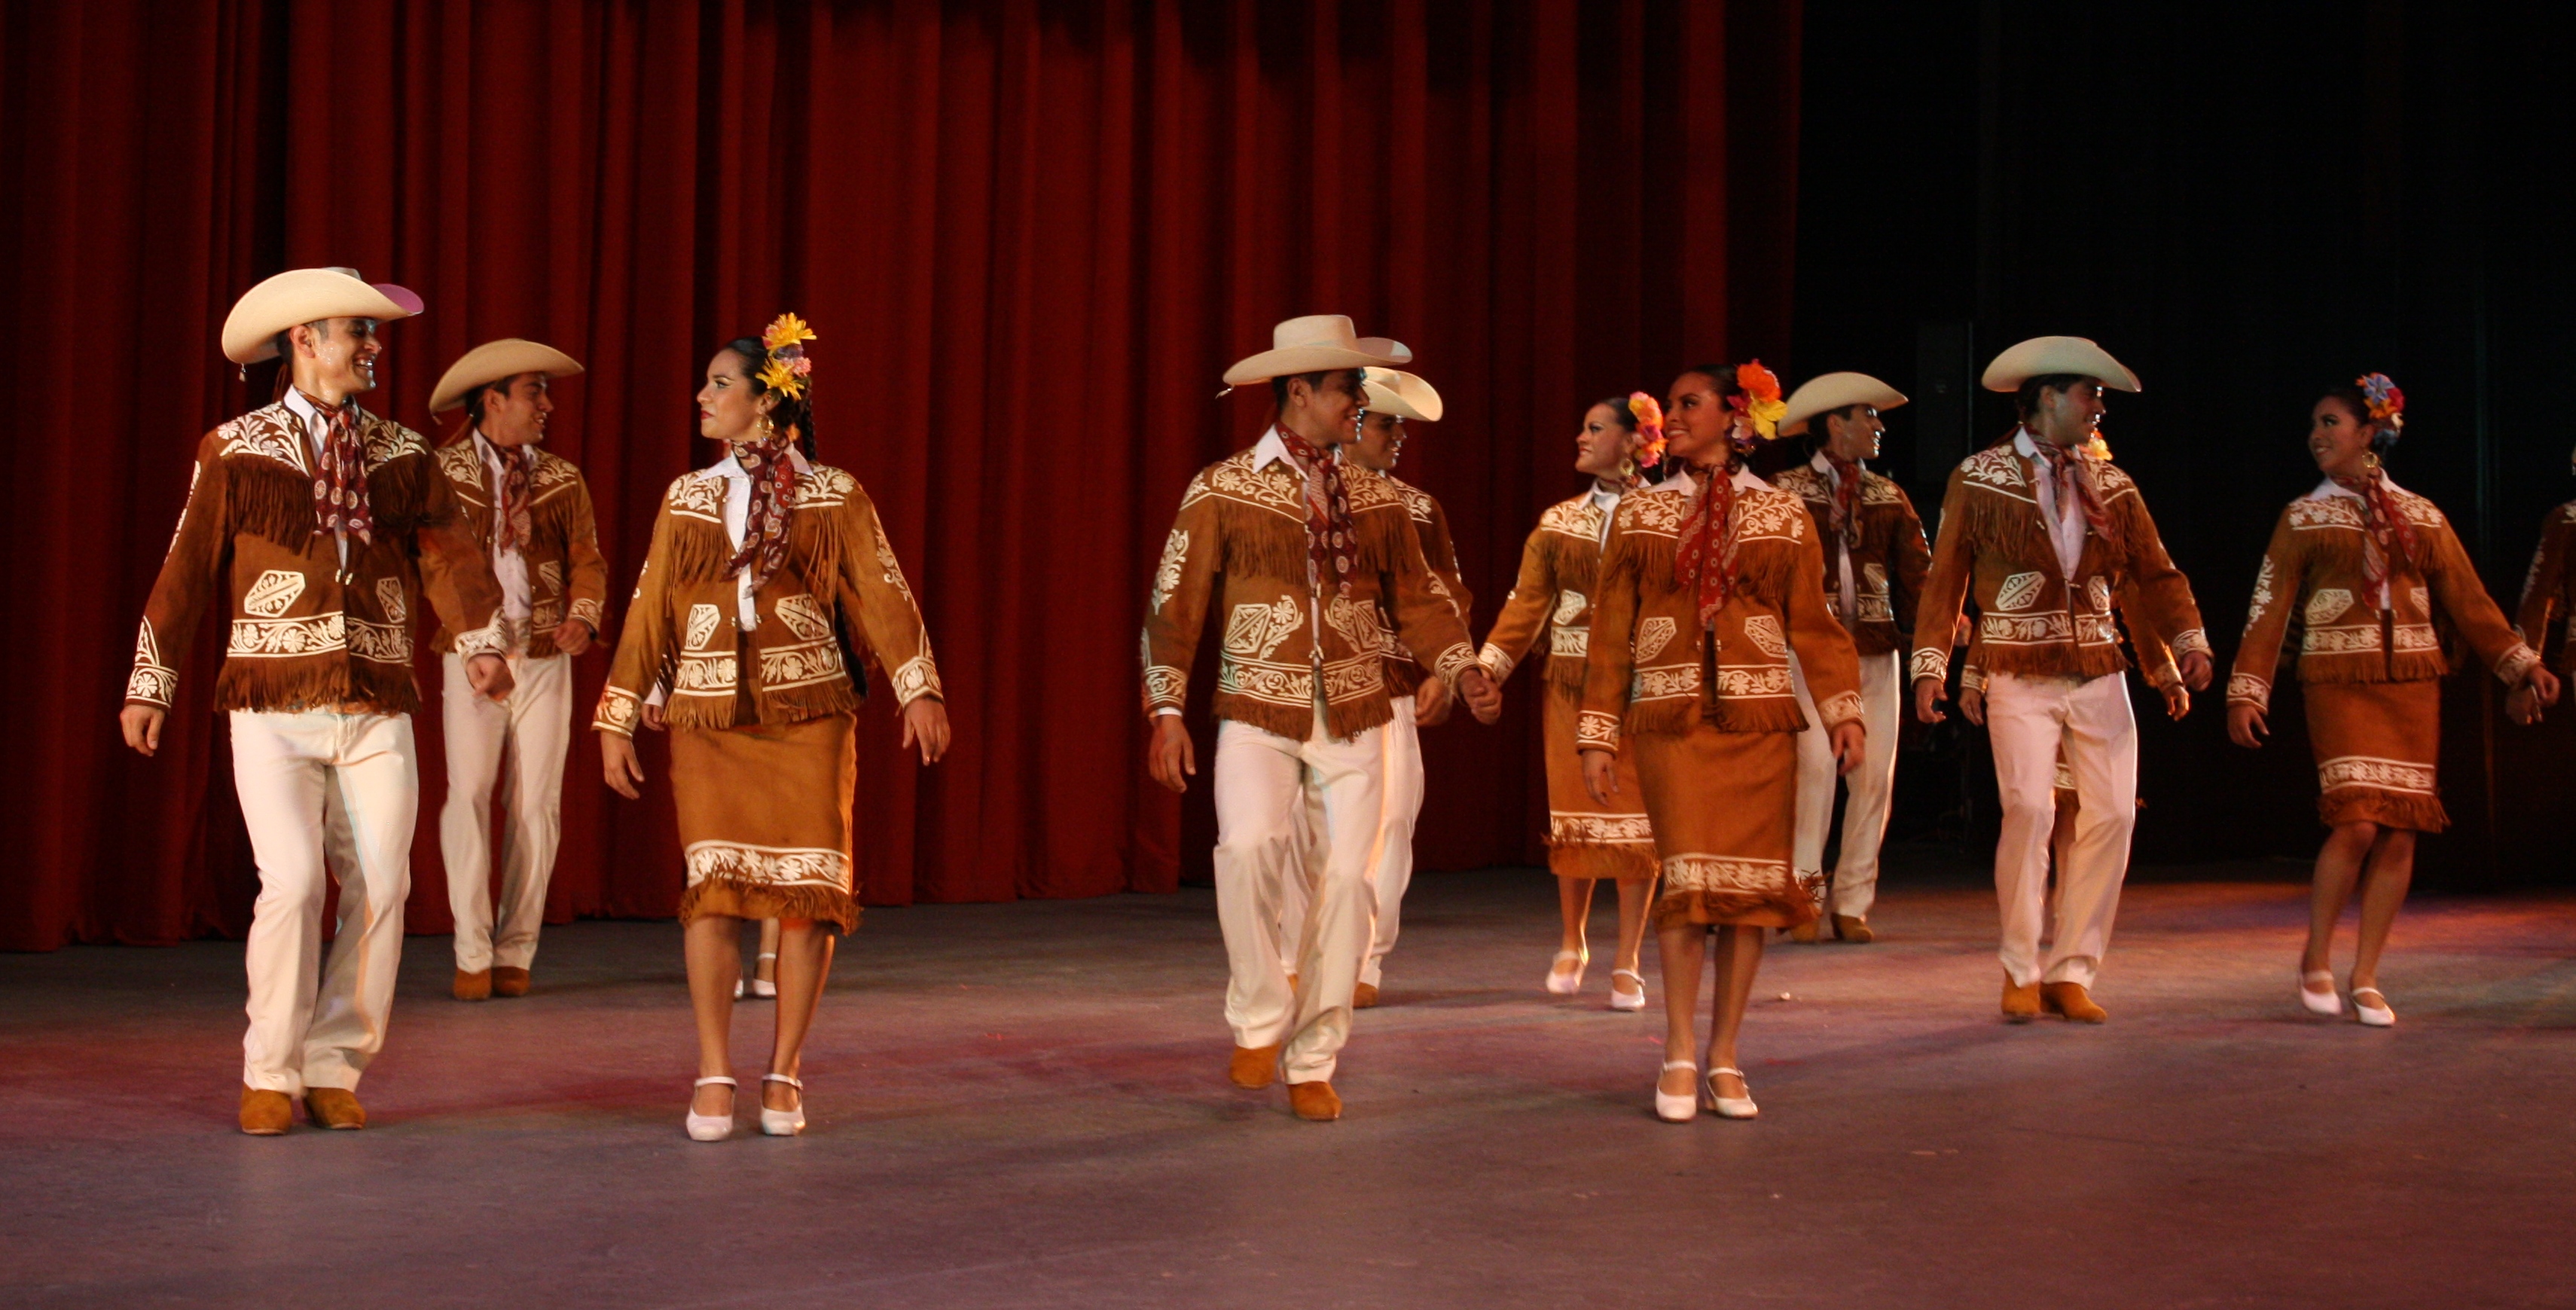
top-left (2361, 450), bottom-right (2382, 472)
top-left (756, 412), bottom-right (776, 441)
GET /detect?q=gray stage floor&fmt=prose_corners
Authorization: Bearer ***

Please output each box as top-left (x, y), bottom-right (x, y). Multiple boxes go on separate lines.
top-left (4, 855), bottom-right (2572, 1308)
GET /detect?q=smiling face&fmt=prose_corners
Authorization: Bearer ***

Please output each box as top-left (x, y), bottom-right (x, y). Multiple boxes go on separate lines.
top-left (290, 316), bottom-right (383, 401)
top-left (2027, 379), bottom-right (2107, 447)
top-left (2308, 395), bottom-right (2376, 479)
top-left (696, 348), bottom-right (774, 444)
top-left (476, 373), bottom-right (554, 447)
top-left (1280, 369), bottom-right (1366, 446)
top-left (1574, 402), bottom-right (1637, 478)
top-left (1662, 371), bottom-right (1731, 467)
top-left (1821, 405), bottom-right (1885, 463)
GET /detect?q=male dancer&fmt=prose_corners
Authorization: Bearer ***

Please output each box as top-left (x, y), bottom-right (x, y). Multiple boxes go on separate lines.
top-left (1909, 337), bottom-right (2211, 1023)
top-left (1278, 367), bottom-right (1465, 1008)
top-left (121, 268), bottom-right (509, 1133)
top-left (1772, 373), bottom-right (1929, 943)
top-left (428, 340), bottom-right (607, 1000)
top-left (1143, 316), bottom-right (1500, 1120)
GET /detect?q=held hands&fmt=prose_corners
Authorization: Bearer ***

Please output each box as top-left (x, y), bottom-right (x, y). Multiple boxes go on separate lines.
top-left (120, 704), bottom-right (166, 757)
top-left (2228, 701), bottom-right (2267, 749)
top-left (551, 618), bottom-right (596, 657)
top-left (902, 698), bottom-right (951, 765)
top-left (2158, 681), bottom-right (2191, 722)
top-left (2176, 649), bottom-right (2214, 693)
top-left (1829, 720), bottom-right (1865, 776)
top-left (1146, 714), bottom-right (1196, 795)
top-left (1913, 676), bottom-right (1947, 725)
top-left (466, 653), bottom-right (517, 702)
top-left (1454, 666), bottom-right (1502, 724)
top-left (1413, 674), bottom-right (1455, 725)
top-left (2508, 665), bottom-right (2562, 725)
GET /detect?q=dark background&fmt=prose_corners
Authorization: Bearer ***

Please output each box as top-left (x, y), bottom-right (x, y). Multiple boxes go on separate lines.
top-left (1789, 0), bottom-right (2576, 888)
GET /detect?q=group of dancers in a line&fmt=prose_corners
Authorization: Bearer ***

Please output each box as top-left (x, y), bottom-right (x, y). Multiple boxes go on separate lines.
top-left (119, 271), bottom-right (2571, 1137)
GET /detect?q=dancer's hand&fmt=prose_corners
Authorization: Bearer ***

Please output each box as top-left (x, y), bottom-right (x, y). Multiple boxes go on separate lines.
top-left (120, 704), bottom-right (166, 757)
top-left (902, 698), bottom-right (951, 765)
top-left (1912, 676), bottom-right (1946, 725)
top-left (2227, 702), bottom-right (2267, 749)
top-left (1455, 666), bottom-right (1502, 724)
top-left (2158, 681), bottom-right (2191, 721)
top-left (1579, 747), bottom-right (1618, 804)
top-left (467, 653), bottom-right (516, 701)
top-left (551, 618), bottom-right (595, 656)
top-left (2177, 649), bottom-right (2214, 692)
top-left (1830, 721), bottom-right (1865, 775)
top-left (2507, 683), bottom-right (2539, 725)
top-left (2528, 664), bottom-right (2562, 709)
top-left (601, 731), bottom-right (646, 799)
top-left (640, 700), bottom-right (667, 731)
top-left (1413, 673), bottom-right (1454, 725)
top-left (1147, 715), bottom-right (1195, 794)
top-left (1957, 683), bottom-right (1986, 726)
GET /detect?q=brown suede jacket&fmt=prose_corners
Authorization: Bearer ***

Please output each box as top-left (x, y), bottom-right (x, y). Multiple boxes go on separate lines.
top-left (429, 435), bottom-right (611, 658)
top-left (1480, 487), bottom-right (1619, 695)
top-left (1379, 474), bottom-right (1472, 699)
top-left (2515, 498), bottom-right (2576, 673)
top-left (1770, 456), bottom-right (1932, 656)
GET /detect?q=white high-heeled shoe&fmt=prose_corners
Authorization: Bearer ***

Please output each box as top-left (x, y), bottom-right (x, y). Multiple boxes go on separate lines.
top-left (1546, 950), bottom-right (1587, 996)
top-left (685, 1076), bottom-right (737, 1142)
top-left (759, 1073), bottom-right (806, 1136)
top-left (2351, 984), bottom-right (2396, 1028)
top-left (749, 952), bottom-right (778, 1000)
top-left (1653, 1060), bottom-right (1699, 1122)
top-left (1608, 968), bottom-right (1647, 1012)
top-left (2299, 970), bottom-right (2343, 1017)
top-left (1705, 1066), bottom-right (1758, 1119)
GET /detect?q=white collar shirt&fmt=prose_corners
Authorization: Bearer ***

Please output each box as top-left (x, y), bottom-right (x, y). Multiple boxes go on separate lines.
top-left (1586, 481), bottom-right (1622, 545)
top-left (473, 429), bottom-right (535, 628)
top-left (707, 446), bottom-right (814, 629)
top-left (279, 387), bottom-right (350, 569)
top-left (1811, 450), bottom-right (1860, 621)
top-left (2014, 429), bottom-right (2087, 579)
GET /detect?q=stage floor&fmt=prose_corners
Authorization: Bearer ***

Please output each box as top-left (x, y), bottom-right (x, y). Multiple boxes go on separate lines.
top-left (5, 856), bottom-right (2571, 1308)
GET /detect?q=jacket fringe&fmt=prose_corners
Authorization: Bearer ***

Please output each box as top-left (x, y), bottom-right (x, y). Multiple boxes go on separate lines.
top-left (676, 876), bottom-right (859, 935)
top-left (1608, 531), bottom-right (1802, 609)
top-left (1214, 502), bottom-right (1406, 582)
top-left (1708, 699), bottom-right (1811, 734)
top-left (667, 519), bottom-right (743, 585)
top-left (1957, 487), bottom-right (2068, 581)
top-left (1543, 657), bottom-right (1589, 693)
top-left (1973, 640), bottom-right (2131, 680)
top-left (1624, 698), bottom-right (1703, 739)
top-left (365, 453), bottom-right (432, 536)
top-left (1652, 887), bottom-right (1814, 931)
top-left (758, 679), bottom-right (863, 723)
top-left (2318, 786), bottom-right (2448, 833)
top-left (224, 459), bottom-right (319, 550)
top-left (213, 656), bottom-right (420, 715)
top-left (1216, 696), bottom-right (1317, 742)
top-left (1546, 842), bottom-right (1660, 883)
top-left (1538, 534), bottom-right (1598, 598)
top-left (1323, 692), bottom-right (1396, 741)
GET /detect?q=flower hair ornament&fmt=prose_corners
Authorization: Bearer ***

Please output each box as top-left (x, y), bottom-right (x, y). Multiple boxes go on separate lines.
top-left (2356, 371), bottom-right (2405, 432)
top-left (1627, 391), bottom-right (1667, 471)
top-left (1726, 360), bottom-right (1788, 451)
top-left (758, 313), bottom-right (817, 401)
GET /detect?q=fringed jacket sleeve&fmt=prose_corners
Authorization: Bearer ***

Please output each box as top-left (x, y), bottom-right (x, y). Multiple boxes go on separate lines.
top-left (1417, 496), bottom-right (1473, 624)
top-left (1479, 525), bottom-right (1558, 685)
top-left (1140, 477), bottom-right (1221, 718)
top-left (127, 435), bottom-right (230, 708)
top-left (1577, 514), bottom-right (1643, 753)
top-left (2229, 508), bottom-right (2303, 711)
top-left (1784, 524), bottom-right (1866, 729)
top-left (2515, 504), bottom-right (2575, 659)
top-left (563, 473), bottom-right (612, 639)
top-left (594, 493), bottom-right (680, 736)
top-left (411, 463), bottom-right (508, 658)
top-left (2111, 492), bottom-right (2208, 662)
top-left (2426, 518), bottom-right (2541, 686)
top-left (1381, 513), bottom-right (1481, 687)
top-left (838, 489), bottom-right (943, 707)
top-left (2123, 581), bottom-right (2182, 691)
top-left (1907, 465), bottom-right (1978, 688)
top-left (1888, 487), bottom-right (1934, 646)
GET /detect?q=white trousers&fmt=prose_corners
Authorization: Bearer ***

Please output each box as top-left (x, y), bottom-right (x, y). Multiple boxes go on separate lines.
top-left (1278, 695), bottom-right (1421, 988)
top-left (438, 651), bottom-right (572, 973)
top-left (1213, 710), bottom-right (1387, 1085)
top-left (1985, 670), bottom-right (2136, 988)
top-left (229, 709), bottom-right (419, 1093)
top-left (1793, 650), bottom-right (1903, 917)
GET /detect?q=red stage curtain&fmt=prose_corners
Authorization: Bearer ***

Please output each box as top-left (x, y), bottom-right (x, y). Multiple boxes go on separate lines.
top-left (0, 0), bottom-right (1800, 951)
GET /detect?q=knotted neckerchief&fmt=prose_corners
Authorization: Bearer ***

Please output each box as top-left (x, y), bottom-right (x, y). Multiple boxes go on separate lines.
top-left (2029, 437), bottom-right (2111, 542)
top-left (725, 432), bottom-right (801, 593)
top-left (1274, 426), bottom-right (1356, 597)
top-left (1821, 451), bottom-right (1863, 549)
top-left (1672, 460), bottom-right (1742, 630)
top-left (481, 432), bottom-right (536, 552)
top-left (300, 391), bottom-right (374, 546)
top-left (2330, 469), bottom-right (2422, 612)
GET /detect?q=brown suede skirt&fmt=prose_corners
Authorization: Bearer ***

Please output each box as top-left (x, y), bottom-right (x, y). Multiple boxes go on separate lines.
top-left (2306, 679), bottom-right (2446, 832)
top-left (669, 710), bottom-right (860, 932)
top-left (1543, 686), bottom-right (1659, 882)
top-left (1631, 722), bottom-right (1814, 930)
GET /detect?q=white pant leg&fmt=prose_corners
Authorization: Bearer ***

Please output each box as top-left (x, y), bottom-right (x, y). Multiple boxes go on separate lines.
top-left (1284, 716), bottom-right (1387, 1084)
top-left (1359, 696), bottom-right (1421, 988)
top-left (230, 712), bottom-right (336, 1094)
top-left (440, 652), bottom-right (508, 972)
top-left (1833, 651), bottom-right (1905, 917)
top-left (492, 653), bottom-right (572, 970)
top-left (1213, 719), bottom-right (1308, 1051)
top-left (2044, 672), bottom-right (2137, 987)
top-left (301, 713), bottom-right (417, 1090)
top-left (1788, 657), bottom-right (1837, 896)
top-left (1984, 674), bottom-right (2076, 988)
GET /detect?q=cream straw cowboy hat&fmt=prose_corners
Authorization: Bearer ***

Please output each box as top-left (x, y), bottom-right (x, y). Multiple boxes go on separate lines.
top-left (1979, 335), bottom-right (2141, 392)
top-left (1222, 314), bottom-right (1411, 387)
top-left (1360, 368), bottom-right (1443, 422)
top-left (222, 267), bottom-right (423, 366)
top-left (430, 339), bottom-right (586, 413)
top-left (1779, 371), bottom-right (1908, 436)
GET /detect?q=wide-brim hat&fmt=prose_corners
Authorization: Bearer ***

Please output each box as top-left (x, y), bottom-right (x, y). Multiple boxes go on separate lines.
top-left (1980, 335), bottom-right (2140, 393)
top-left (222, 267), bottom-right (423, 365)
top-left (1222, 314), bottom-right (1411, 387)
top-left (1361, 368), bottom-right (1443, 422)
top-left (1780, 371), bottom-right (1909, 436)
top-left (431, 338), bottom-right (585, 413)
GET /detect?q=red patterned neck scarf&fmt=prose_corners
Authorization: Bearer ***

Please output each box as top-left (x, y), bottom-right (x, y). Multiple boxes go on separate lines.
top-left (725, 433), bottom-right (801, 592)
top-left (1821, 452), bottom-right (1863, 548)
top-left (2330, 469), bottom-right (2422, 612)
top-left (2028, 435), bottom-right (2109, 540)
top-left (1274, 426), bottom-right (1356, 597)
top-left (1673, 460), bottom-right (1742, 629)
top-left (298, 390), bottom-right (374, 546)
top-left (479, 431), bottom-right (536, 551)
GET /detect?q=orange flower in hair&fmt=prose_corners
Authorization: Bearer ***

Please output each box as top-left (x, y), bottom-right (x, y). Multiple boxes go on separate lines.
top-left (1627, 392), bottom-right (1667, 469)
top-left (1727, 359), bottom-right (1788, 444)
top-left (758, 312), bottom-right (816, 400)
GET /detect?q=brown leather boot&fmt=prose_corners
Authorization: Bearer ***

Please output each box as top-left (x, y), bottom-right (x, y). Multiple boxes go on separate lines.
top-left (239, 1086), bottom-right (291, 1135)
top-left (1287, 1080), bottom-right (1342, 1121)
top-left (2040, 981), bottom-right (2108, 1023)
top-left (1833, 915), bottom-right (1873, 944)
top-left (304, 1087), bottom-right (367, 1130)
top-left (1787, 921), bottom-right (1821, 944)
top-left (453, 969), bottom-right (491, 1001)
top-left (491, 966), bottom-right (531, 998)
top-left (1228, 1044), bottom-right (1280, 1089)
top-left (2001, 973), bottom-right (2040, 1022)
top-left (1351, 982), bottom-right (1379, 1009)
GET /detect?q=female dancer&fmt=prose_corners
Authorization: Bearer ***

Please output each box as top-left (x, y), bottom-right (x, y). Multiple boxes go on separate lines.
top-left (597, 316), bottom-right (951, 1137)
top-left (2227, 374), bottom-right (2556, 1026)
top-left (2512, 449), bottom-right (2576, 701)
top-left (1481, 398), bottom-right (1665, 1010)
top-left (1579, 363), bottom-right (1864, 1119)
